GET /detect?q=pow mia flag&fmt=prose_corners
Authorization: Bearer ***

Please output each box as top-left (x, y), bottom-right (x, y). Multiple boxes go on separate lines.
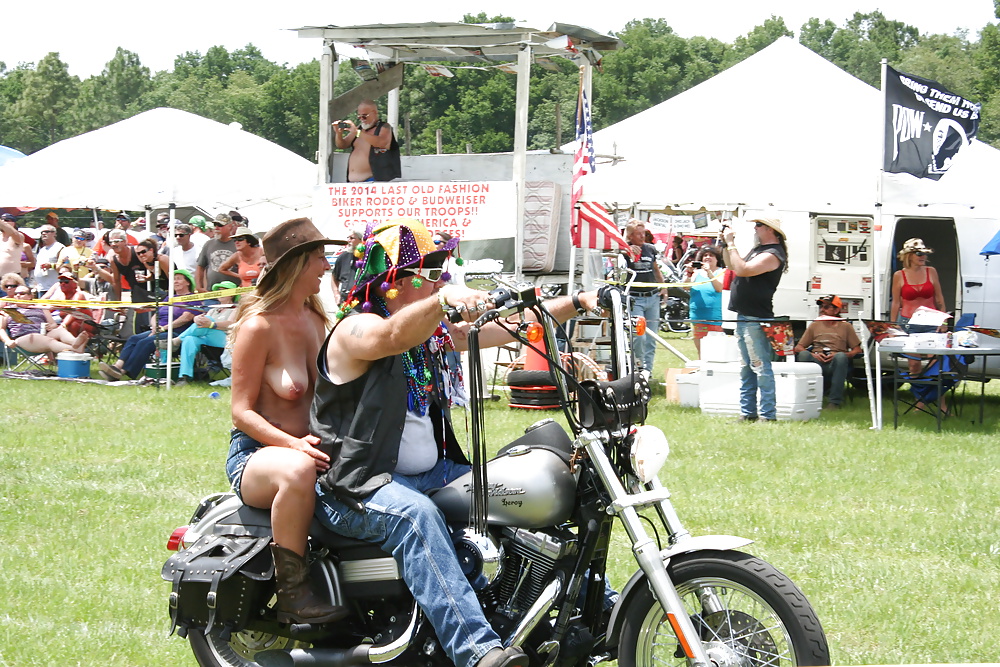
top-left (883, 66), bottom-right (980, 180)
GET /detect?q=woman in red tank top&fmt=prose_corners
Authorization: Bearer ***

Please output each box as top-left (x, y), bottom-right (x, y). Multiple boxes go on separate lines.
top-left (890, 238), bottom-right (946, 331)
top-left (890, 238), bottom-right (947, 377)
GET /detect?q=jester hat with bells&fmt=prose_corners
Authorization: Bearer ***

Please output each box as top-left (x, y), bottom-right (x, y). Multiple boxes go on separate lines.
top-left (339, 218), bottom-right (460, 319)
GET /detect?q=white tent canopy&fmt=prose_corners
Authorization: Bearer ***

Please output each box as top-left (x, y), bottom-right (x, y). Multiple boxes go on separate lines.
top-left (577, 37), bottom-right (1000, 216)
top-left (0, 108), bottom-right (318, 225)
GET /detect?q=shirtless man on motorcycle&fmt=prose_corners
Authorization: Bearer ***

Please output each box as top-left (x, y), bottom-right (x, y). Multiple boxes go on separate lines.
top-left (310, 219), bottom-right (600, 667)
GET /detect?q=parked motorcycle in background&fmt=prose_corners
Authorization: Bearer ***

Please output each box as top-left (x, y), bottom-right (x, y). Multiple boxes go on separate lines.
top-left (658, 256), bottom-right (692, 333)
top-left (162, 275), bottom-right (830, 667)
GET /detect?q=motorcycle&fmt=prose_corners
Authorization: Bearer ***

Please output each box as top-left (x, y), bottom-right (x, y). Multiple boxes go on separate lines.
top-left (656, 258), bottom-right (692, 334)
top-left (660, 289), bottom-right (691, 334)
top-left (162, 276), bottom-right (830, 667)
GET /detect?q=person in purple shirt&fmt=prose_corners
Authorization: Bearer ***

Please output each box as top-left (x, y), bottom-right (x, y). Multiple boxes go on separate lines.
top-left (98, 269), bottom-right (202, 380)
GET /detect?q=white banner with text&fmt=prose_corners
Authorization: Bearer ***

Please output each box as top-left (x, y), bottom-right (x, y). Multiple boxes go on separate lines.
top-left (315, 181), bottom-right (516, 240)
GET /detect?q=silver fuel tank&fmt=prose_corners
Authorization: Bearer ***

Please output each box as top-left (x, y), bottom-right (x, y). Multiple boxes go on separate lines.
top-left (432, 420), bottom-right (578, 528)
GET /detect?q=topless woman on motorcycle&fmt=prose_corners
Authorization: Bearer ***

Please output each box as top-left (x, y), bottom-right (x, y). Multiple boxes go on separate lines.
top-left (310, 219), bottom-right (601, 667)
top-left (226, 218), bottom-right (349, 625)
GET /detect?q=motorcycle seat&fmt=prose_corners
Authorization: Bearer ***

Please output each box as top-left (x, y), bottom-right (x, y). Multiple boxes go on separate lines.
top-left (212, 502), bottom-right (388, 553)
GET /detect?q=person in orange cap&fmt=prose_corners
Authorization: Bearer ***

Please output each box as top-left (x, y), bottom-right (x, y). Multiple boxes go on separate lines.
top-left (793, 295), bottom-right (862, 411)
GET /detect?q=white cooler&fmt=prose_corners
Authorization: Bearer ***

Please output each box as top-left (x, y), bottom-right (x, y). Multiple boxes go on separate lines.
top-left (699, 360), bottom-right (822, 421)
top-left (700, 333), bottom-right (741, 363)
top-left (675, 373), bottom-right (700, 408)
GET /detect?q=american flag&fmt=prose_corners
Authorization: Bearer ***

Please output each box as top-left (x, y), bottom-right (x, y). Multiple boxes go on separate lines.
top-left (571, 90), bottom-right (629, 252)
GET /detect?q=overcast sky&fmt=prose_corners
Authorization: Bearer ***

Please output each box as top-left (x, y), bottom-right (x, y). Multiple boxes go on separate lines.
top-left (3, 1), bottom-right (997, 79)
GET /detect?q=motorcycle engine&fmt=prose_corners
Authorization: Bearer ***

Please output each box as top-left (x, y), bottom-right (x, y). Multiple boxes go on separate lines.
top-left (492, 526), bottom-right (577, 618)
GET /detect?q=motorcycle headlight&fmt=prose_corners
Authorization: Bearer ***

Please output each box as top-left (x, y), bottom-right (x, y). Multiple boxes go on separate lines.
top-left (630, 425), bottom-right (670, 484)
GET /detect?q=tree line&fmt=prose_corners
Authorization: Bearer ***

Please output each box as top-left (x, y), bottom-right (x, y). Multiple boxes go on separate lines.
top-left (3, 8), bottom-right (1000, 160)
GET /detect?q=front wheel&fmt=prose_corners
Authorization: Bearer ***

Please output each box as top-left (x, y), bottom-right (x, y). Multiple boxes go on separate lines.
top-left (618, 550), bottom-right (830, 667)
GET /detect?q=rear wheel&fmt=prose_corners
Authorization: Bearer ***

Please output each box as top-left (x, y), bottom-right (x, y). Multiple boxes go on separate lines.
top-left (189, 628), bottom-right (308, 667)
top-left (619, 550), bottom-right (829, 667)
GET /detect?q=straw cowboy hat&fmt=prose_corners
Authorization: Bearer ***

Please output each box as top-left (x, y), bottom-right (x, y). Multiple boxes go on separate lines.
top-left (747, 216), bottom-right (785, 239)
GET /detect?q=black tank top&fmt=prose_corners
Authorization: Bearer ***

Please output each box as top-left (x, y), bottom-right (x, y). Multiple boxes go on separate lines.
top-left (113, 247), bottom-right (150, 299)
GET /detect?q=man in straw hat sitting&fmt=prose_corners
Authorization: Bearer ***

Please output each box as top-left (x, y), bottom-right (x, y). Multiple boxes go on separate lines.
top-left (311, 218), bottom-right (602, 667)
top-left (721, 216), bottom-right (788, 422)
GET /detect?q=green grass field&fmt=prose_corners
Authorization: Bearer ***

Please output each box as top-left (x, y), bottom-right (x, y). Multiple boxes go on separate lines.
top-left (1, 337), bottom-right (998, 666)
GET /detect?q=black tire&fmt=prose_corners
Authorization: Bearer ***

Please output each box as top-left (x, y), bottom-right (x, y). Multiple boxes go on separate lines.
top-left (618, 550), bottom-right (829, 667)
top-left (189, 627), bottom-right (307, 667)
top-left (506, 369), bottom-right (556, 387)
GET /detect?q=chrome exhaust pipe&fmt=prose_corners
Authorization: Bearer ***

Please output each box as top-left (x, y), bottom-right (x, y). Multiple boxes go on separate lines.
top-left (256, 602), bottom-right (419, 666)
top-left (257, 645), bottom-right (372, 667)
top-left (506, 575), bottom-right (563, 648)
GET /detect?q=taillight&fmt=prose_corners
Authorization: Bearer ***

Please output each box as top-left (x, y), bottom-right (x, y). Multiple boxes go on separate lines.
top-left (166, 526), bottom-right (189, 551)
top-left (635, 317), bottom-right (647, 336)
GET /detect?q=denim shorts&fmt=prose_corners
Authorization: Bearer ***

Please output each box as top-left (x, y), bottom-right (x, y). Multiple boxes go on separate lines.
top-left (225, 428), bottom-right (264, 500)
top-left (898, 315), bottom-right (938, 335)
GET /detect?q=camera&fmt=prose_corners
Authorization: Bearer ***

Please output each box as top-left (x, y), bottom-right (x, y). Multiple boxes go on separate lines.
top-left (690, 261), bottom-right (703, 269)
top-left (337, 121), bottom-right (350, 129)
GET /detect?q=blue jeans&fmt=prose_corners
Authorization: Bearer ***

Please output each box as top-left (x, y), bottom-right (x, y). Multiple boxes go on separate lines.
top-left (735, 314), bottom-right (776, 420)
top-left (795, 350), bottom-right (850, 406)
top-left (315, 459), bottom-right (501, 667)
top-left (178, 325), bottom-right (227, 378)
top-left (630, 293), bottom-right (661, 372)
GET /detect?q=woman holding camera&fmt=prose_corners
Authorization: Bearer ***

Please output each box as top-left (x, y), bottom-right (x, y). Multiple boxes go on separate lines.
top-left (684, 246), bottom-right (725, 357)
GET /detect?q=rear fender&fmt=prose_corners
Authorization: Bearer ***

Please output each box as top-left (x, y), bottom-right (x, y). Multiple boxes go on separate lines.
top-left (605, 535), bottom-right (753, 647)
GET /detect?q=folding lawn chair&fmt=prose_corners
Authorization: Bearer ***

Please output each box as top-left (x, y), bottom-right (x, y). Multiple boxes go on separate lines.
top-left (3, 345), bottom-right (58, 376)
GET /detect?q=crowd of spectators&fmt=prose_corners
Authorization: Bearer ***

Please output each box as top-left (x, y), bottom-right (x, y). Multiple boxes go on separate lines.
top-left (0, 209), bottom-right (254, 382)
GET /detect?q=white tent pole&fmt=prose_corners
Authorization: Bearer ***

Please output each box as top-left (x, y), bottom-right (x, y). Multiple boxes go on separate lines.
top-left (166, 202), bottom-right (176, 390)
top-left (512, 44), bottom-right (531, 281)
top-left (859, 314), bottom-right (878, 429)
top-left (871, 57), bottom-right (890, 430)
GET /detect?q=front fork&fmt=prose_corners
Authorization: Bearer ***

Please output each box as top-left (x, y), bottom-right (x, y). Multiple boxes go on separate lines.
top-left (580, 431), bottom-right (714, 667)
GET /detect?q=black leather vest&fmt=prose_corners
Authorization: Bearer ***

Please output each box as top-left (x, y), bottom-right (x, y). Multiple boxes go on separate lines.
top-left (311, 321), bottom-right (468, 507)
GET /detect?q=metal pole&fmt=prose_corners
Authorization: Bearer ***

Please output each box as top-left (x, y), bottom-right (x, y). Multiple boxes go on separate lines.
top-left (318, 40), bottom-right (337, 184)
top-left (166, 202), bottom-right (176, 389)
top-left (512, 44), bottom-right (531, 281)
top-left (873, 58), bottom-right (889, 430)
top-left (580, 63), bottom-right (594, 288)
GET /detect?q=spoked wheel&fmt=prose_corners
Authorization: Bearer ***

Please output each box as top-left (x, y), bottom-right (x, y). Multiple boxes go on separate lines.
top-left (619, 550), bottom-right (830, 667)
top-left (189, 628), bottom-right (309, 667)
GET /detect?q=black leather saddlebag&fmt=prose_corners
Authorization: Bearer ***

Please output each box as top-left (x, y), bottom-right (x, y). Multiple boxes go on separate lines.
top-left (578, 371), bottom-right (650, 429)
top-left (161, 533), bottom-right (273, 637)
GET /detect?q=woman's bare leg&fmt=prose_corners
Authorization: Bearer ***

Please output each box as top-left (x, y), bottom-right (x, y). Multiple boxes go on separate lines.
top-left (12, 333), bottom-right (73, 355)
top-left (239, 446), bottom-right (318, 556)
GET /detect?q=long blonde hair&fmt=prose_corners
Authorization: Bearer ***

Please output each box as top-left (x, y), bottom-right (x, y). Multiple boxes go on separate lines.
top-left (228, 248), bottom-right (330, 344)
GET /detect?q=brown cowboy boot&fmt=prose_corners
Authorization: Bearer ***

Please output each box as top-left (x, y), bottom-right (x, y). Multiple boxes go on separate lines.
top-left (270, 542), bottom-right (349, 624)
